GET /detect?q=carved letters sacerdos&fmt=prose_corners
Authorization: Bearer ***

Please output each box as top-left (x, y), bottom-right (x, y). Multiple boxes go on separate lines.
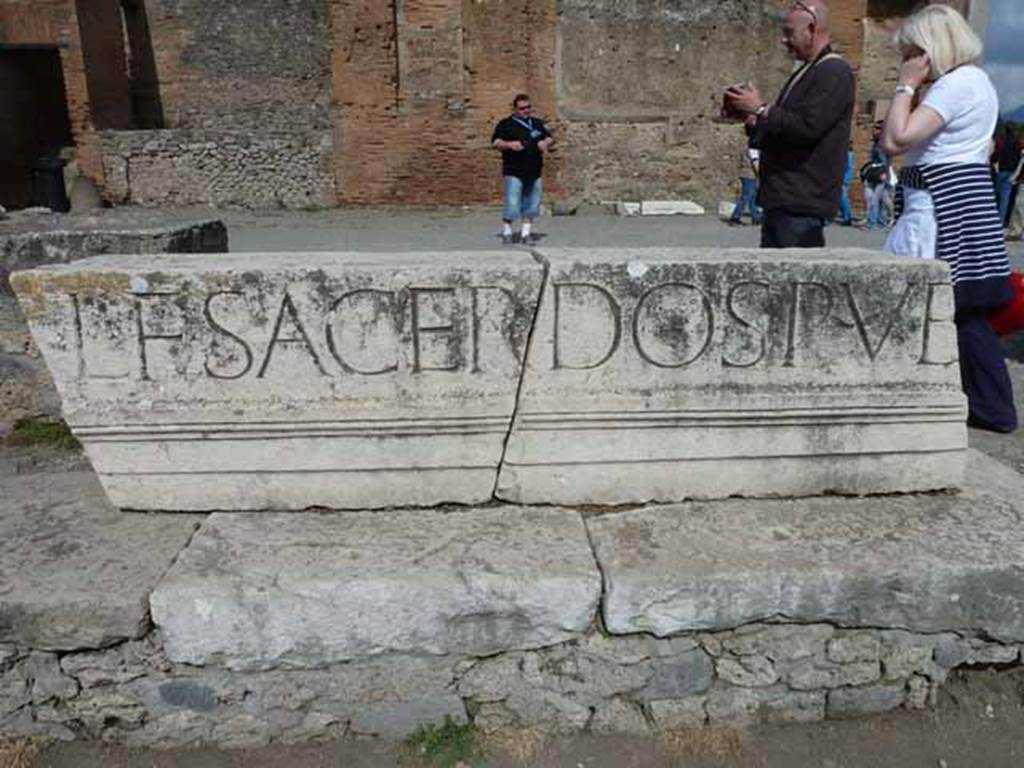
top-left (63, 275), bottom-right (950, 381)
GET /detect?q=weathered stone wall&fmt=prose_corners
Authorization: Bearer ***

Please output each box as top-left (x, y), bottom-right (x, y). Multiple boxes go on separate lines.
top-left (1, 621), bottom-right (1019, 744)
top-left (557, 1), bottom-right (795, 205)
top-left (140, 0), bottom-right (332, 132)
top-left (99, 130), bottom-right (336, 208)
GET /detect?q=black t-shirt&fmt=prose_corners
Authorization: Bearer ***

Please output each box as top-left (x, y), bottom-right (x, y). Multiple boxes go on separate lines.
top-left (492, 116), bottom-right (551, 180)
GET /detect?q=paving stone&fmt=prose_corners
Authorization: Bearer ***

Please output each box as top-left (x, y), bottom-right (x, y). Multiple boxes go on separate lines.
top-left (589, 451), bottom-right (1024, 641)
top-left (647, 697), bottom-right (707, 728)
top-left (639, 200), bottom-right (705, 215)
top-left (827, 683), bottom-right (906, 718)
top-left (932, 635), bottom-right (970, 669)
top-left (965, 640), bottom-right (1020, 665)
top-left (706, 685), bottom-right (824, 723)
top-left (0, 662), bottom-right (30, 717)
top-left (152, 507), bottom-right (601, 669)
top-left (715, 656), bottom-right (779, 687)
top-left (906, 675), bottom-right (931, 709)
top-left (827, 634), bottom-right (882, 664)
top-left (722, 624), bottom-right (834, 661)
top-left (589, 698), bottom-right (650, 734)
top-left (639, 648), bottom-right (715, 699)
top-left (0, 470), bottom-right (202, 651)
top-left (880, 631), bottom-right (944, 681)
top-left (786, 660), bottom-right (880, 691)
top-left (23, 652), bottom-right (78, 704)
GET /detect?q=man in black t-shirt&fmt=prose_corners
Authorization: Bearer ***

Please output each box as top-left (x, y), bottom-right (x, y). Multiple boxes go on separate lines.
top-left (491, 94), bottom-right (553, 244)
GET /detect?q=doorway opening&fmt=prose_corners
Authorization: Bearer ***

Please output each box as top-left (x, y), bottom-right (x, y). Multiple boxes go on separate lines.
top-left (0, 46), bottom-right (74, 211)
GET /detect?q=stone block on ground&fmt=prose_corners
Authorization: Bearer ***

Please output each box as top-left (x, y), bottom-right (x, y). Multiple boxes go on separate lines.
top-left (0, 470), bottom-right (202, 651)
top-left (589, 450), bottom-right (1024, 641)
top-left (640, 200), bottom-right (705, 215)
top-left (12, 251), bottom-right (543, 510)
top-left (151, 507), bottom-right (600, 670)
top-left (497, 247), bottom-right (965, 505)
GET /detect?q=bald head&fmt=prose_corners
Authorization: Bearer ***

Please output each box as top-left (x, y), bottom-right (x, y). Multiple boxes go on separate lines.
top-left (782, 0), bottom-right (833, 61)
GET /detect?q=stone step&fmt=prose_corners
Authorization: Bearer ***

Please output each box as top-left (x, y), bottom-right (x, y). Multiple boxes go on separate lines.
top-left (0, 469), bottom-right (201, 651)
top-left (150, 507), bottom-right (602, 671)
top-left (5, 451), bottom-right (1024, 743)
top-left (148, 450), bottom-right (1024, 674)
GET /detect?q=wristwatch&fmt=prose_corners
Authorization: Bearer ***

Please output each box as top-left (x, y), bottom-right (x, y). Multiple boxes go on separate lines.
top-left (894, 83), bottom-right (916, 96)
top-left (755, 103), bottom-right (769, 117)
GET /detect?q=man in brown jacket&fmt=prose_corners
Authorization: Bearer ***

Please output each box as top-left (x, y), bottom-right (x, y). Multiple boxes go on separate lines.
top-left (723, 0), bottom-right (854, 248)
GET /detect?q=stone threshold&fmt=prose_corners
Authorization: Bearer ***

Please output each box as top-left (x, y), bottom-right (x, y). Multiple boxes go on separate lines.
top-left (3, 450), bottom-right (1024, 744)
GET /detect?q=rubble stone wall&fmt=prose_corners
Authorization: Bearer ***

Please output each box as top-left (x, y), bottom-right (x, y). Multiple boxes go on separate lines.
top-left (0, 623), bottom-right (1018, 745)
top-left (99, 130), bottom-right (336, 208)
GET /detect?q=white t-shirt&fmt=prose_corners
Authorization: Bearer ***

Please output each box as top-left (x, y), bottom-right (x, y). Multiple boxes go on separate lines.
top-left (905, 65), bottom-right (998, 166)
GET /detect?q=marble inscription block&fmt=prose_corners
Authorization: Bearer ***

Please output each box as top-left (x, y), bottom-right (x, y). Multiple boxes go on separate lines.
top-left (496, 248), bottom-right (967, 504)
top-left (12, 252), bottom-right (544, 510)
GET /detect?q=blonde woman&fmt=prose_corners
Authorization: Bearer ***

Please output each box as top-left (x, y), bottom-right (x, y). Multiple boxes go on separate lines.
top-left (881, 4), bottom-right (1016, 433)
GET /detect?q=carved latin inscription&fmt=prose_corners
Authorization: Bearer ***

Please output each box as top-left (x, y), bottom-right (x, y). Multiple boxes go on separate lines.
top-left (550, 277), bottom-right (953, 373)
top-left (55, 272), bottom-right (956, 383)
top-left (65, 281), bottom-right (532, 382)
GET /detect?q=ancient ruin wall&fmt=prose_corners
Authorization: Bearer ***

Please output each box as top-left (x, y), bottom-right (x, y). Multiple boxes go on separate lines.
top-left (102, 0), bottom-right (336, 207)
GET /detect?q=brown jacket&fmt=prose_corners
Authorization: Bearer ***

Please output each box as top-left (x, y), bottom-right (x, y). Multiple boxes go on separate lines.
top-left (751, 48), bottom-right (855, 218)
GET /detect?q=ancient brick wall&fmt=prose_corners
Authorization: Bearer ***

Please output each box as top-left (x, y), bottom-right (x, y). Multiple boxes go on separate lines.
top-left (2, 0), bottom-right (895, 210)
top-left (330, 0), bottom-right (559, 206)
top-left (557, 1), bottom-right (794, 205)
top-left (0, 0), bottom-right (106, 193)
top-left (331, 0), bottom-right (868, 209)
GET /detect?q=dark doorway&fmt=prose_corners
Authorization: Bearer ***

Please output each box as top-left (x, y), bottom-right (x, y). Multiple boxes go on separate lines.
top-left (0, 46), bottom-right (74, 210)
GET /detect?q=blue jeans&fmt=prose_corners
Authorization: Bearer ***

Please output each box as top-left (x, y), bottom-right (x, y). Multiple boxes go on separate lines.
top-left (996, 170), bottom-right (1013, 226)
top-left (731, 178), bottom-right (761, 223)
top-left (837, 184), bottom-right (852, 224)
top-left (502, 175), bottom-right (542, 221)
top-left (864, 184), bottom-right (885, 228)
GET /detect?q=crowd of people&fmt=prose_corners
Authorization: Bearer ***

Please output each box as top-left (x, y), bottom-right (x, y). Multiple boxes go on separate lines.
top-left (491, 1), bottom-right (1019, 434)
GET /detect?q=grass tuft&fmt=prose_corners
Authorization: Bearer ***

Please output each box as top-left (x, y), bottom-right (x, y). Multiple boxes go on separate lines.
top-left (5, 417), bottom-right (80, 450)
top-left (0, 738), bottom-right (39, 768)
top-left (402, 716), bottom-right (483, 768)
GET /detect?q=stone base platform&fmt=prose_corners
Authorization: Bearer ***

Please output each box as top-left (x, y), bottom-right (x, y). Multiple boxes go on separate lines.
top-left (3, 450), bottom-right (1024, 746)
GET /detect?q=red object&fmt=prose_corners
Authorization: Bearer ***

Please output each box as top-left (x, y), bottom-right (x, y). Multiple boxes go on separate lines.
top-left (989, 272), bottom-right (1024, 336)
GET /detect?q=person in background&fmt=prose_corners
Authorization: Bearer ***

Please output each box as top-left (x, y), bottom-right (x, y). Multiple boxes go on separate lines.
top-left (836, 145), bottom-right (854, 225)
top-left (492, 94), bottom-right (554, 245)
top-left (861, 122), bottom-right (890, 229)
top-left (993, 122), bottom-right (1021, 227)
top-left (721, 0), bottom-right (855, 248)
top-left (1007, 150), bottom-right (1024, 241)
top-left (728, 131), bottom-right (762, 225)
top-left (881, 4), bottom-right (1016, 433)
